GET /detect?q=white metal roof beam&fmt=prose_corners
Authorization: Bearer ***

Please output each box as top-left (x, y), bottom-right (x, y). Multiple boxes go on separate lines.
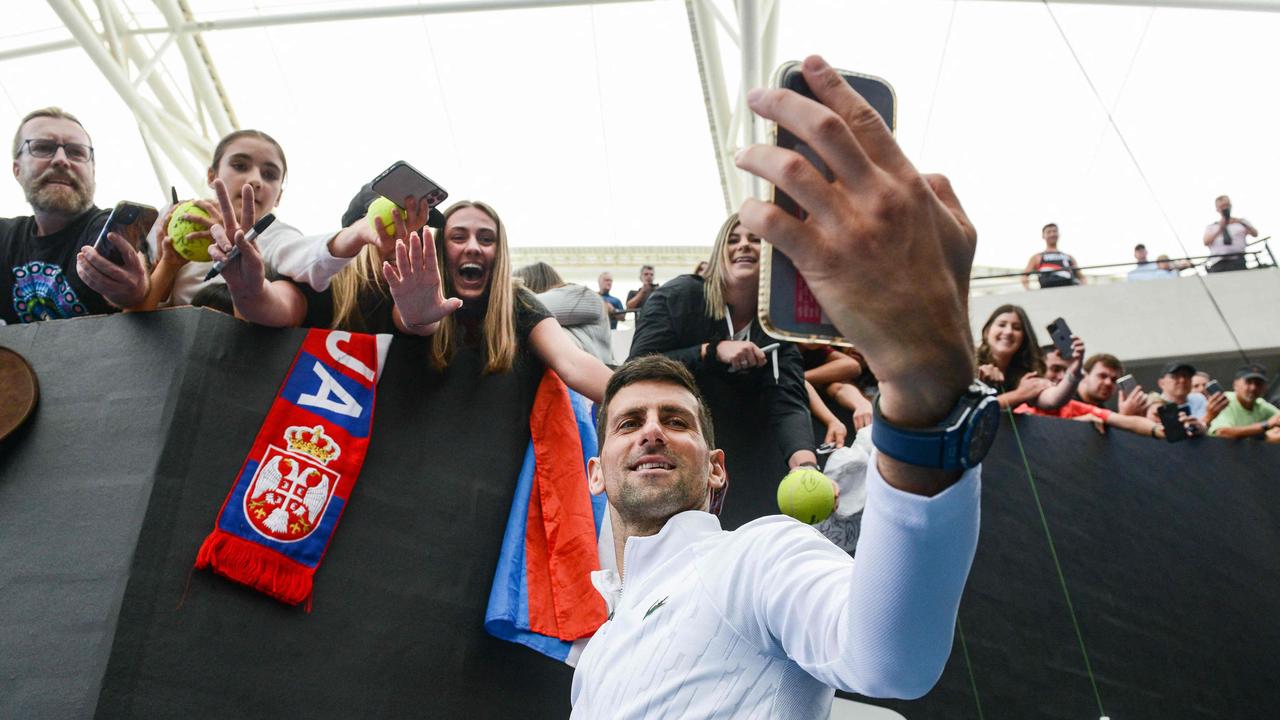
top-left (2, 0), bottom-right (655, 62)
top-left (984, 0), bottom-right (1280, 10)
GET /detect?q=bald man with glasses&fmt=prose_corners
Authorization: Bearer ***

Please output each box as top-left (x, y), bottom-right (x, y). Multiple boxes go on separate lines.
top-left (2, 107), bottom-right (148, 325)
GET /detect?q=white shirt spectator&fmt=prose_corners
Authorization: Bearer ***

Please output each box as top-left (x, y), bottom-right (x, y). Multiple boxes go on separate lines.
top-left (1204, 219), bottom-right (1250, 259)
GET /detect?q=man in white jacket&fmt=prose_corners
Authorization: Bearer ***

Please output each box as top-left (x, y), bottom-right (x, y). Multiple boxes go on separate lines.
top-left (570, 54), bottom-right (990, 718)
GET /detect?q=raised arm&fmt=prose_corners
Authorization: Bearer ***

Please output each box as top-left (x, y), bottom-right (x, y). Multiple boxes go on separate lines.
top-left (528, 317), bottom-right (612, 403)
top-left (1032, 335), bottom-right (1084, 410)
top-left (206, 179), bottom-right (305, 326)
top-left (734, 54), bottom-right (983, 693)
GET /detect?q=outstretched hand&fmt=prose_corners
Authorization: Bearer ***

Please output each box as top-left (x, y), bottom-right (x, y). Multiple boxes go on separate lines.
top-left (209, 223), bottom-right (267, 302)
top-left (383, 230), bottom-right (463, 335)
top-left (735, 55), bottom-right (976, 430)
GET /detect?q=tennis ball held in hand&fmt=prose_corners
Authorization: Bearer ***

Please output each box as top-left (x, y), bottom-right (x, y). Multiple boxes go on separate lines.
top-left (366, 196), bottom-right (401, 238)
top-left (777, 467), bottom-right (836, 525)
top-left (167, 201), bottom-right (214, 262)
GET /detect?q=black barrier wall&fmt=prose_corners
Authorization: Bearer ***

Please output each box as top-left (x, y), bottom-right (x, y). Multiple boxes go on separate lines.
top-left (2, 309), bottom-right (1278, 719)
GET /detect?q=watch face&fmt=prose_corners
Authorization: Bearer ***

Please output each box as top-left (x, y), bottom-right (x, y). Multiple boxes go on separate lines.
top-left (964, 397), bottom-right (1001, 467)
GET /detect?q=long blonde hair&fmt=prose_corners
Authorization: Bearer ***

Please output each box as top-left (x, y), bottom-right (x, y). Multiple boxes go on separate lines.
top-left (329, 243), bottom-right (388, 333)
top-left (702, 213), bottom-right (742, 321)
top-left (430, 201), bottom-right (518, 374)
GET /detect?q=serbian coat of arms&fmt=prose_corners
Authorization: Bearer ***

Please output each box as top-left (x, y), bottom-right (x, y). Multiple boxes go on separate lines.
top-left (244, 425), bottom-right (341, 543)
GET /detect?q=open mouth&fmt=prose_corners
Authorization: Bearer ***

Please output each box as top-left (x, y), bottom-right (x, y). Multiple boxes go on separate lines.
top-left (732, 256), bottom-right (757, 265)
top-left (458, 263), bottom-right (485, 282)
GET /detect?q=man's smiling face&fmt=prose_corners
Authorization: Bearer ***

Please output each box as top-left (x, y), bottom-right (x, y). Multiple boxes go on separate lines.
top-left (589, 379), bottom-right (725, 533)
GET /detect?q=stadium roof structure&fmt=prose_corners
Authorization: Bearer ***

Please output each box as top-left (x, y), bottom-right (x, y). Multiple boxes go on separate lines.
top-left (2, 0), bottom-right (1280, 270)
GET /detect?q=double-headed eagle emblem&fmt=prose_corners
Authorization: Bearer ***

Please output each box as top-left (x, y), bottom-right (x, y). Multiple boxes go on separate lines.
top-left (244, 425), bottom-right (341, 542)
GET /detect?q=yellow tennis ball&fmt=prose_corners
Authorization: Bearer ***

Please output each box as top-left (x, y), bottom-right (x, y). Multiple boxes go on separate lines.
top-left (366, 196), bottom-right (401, 238)
top-left (777, 467), bottom-right (836, 525)
top-left (167, 201), bottom-right (214, 262)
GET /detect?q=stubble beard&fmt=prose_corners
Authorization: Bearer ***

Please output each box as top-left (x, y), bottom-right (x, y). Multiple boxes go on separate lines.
top-left (611, 456), bottom-right (708, 536)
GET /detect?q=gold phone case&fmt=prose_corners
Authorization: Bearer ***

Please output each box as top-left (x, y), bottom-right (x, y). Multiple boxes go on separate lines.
top-left (756, 60), bottom-right (897, 348)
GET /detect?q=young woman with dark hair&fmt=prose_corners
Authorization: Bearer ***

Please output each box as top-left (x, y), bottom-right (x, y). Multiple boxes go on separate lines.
top-left (975, 303), bottom-right (1082, 410)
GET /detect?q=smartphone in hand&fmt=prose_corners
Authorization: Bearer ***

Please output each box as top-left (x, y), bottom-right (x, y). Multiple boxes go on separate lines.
top-left (1117, 374), bottom-right (1138, 396)
top-left (1205, 379), bottom-right (1223, 396)
top-left (758, 60), bottom-right (895, 347)
top-left (1046, 317), bottom-right (1075, 361)
top-left (370, 161), bottom-right (448, 210)
top-left (93, 201), bottom-right (159, 266)
top-left (1157, 403), bottom-right (1189, 443)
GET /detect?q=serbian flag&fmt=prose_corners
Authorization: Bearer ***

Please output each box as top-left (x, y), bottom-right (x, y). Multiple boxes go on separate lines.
top-left (195, 329), bottom-right (387, 608)
top-left (485, 370), bottom-right (609, 663)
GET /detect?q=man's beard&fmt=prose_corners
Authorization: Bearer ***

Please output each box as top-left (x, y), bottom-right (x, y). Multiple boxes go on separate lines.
top-left (23, 169), bottom-right (94, 218)
top-left (610, 456), bottom-right (708, 534)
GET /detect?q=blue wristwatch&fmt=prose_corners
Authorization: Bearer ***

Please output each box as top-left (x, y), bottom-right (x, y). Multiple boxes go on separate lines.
top-left (871, 381), bottom-right (1000, 471)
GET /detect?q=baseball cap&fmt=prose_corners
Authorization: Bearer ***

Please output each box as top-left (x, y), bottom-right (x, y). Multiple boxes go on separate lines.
top-left (1234, 364), bottom-right (1268, 382)
top-left (1161, 361), bottom-right (1195, 376)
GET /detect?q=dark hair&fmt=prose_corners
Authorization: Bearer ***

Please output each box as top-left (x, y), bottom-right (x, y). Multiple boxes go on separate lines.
top-left (597, 355), bottom-right (715, 448)
top-left (1042, 223), bottom-right (1058, 234)
top-left (1084, 353), bottom-right (1123, 374)
top-left (514, 261), bottom-right (565, 293)
top-left (975, 304), bottom-right (1045, 388)
top-left (210, 129), bottom-right (287, 179)
top-left (640, 264), bottom-right (655, 273)
top-left (1134, 243), bottom-right (1146, 251)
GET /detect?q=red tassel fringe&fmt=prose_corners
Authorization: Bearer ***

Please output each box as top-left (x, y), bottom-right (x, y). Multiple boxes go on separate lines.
top-left (195, 530), bottom-right (313, 607)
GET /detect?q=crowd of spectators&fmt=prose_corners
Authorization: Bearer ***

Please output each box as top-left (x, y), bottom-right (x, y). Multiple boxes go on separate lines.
top-left (3, 104), bottom-right (1276, 542)
top-left (1020, 195), bottom-right (1267, 289)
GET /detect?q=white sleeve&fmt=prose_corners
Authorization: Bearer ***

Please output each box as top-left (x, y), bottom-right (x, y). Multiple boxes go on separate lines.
top-left (717, 450), bottom-right (980, 700)
top-left (260, 225), bottom-right (353, 291)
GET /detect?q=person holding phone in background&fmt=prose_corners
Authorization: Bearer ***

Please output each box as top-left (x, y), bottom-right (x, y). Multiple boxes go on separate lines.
top-left (1208, 364), bottom-right (1280, 441)
top-left (628, 213), bottom-right (819, 529)
top-left (975, 304), bottom-right (1082, 411)
top-left (1144, 361), bottom-right (1229, 436)
top-left (1075, 353), bottom-right (1150, 417)
top-left (1, 107), bottom-right (148, 324)
top-left (1203, 195), bottom-right (1257, 273)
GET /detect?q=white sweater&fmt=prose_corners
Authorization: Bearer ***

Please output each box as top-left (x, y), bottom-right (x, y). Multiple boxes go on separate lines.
top-left (151, 219), bottom-right (351, 306)
top-left (570, 451), bottom-right (980, 719)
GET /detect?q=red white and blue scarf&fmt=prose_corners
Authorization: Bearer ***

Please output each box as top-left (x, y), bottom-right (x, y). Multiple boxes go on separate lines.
top-left (195, 329), bottom-right (380, 607)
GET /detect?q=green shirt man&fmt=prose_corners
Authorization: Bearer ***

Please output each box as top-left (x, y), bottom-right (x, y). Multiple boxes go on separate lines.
top-left (1208, 364), bottom-right (1280, 441)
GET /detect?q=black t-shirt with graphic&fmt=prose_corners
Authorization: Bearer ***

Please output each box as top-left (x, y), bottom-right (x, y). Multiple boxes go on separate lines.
top-left (0, 207), bottom-right (114, 325)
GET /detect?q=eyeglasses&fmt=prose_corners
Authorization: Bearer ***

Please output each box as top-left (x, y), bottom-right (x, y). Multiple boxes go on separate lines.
top-left (19, 138), bottom-right (94, 163)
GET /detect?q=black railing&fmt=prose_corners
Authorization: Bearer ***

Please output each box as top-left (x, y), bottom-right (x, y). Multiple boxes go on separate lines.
top-left (972, 237), bottom-right (1275, 287)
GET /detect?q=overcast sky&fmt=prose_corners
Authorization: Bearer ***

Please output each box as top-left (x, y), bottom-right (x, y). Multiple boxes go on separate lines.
top-left (2, 0), bottom-right (1278, 272)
